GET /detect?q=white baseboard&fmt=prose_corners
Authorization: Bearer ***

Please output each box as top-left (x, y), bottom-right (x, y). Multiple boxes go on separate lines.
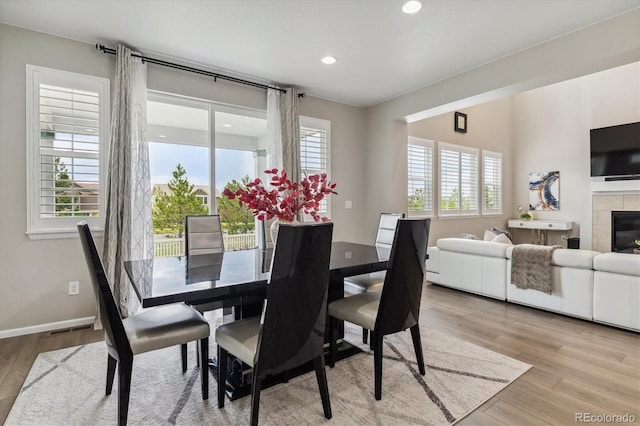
top-left (0, 316), bottom-right (96, 339)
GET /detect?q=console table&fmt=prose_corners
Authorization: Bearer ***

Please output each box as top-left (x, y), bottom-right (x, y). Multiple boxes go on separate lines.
top-left (508, 219), bottom-right (573, 245)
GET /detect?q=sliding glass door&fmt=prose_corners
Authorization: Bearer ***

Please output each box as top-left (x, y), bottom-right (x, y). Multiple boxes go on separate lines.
top-left (147, 93), bottom-right (265, 256)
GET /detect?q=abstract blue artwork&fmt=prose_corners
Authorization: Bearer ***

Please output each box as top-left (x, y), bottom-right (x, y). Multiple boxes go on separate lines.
top-left (529, 171), bottom-right (560, 211)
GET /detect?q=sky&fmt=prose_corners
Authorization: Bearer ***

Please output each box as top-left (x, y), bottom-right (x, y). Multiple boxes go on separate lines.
top-left (148, 142), bottom-right (255, 193)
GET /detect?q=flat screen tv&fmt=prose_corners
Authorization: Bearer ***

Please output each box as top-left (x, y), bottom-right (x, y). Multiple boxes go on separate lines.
top-left (590, 122), bottom-right (640, 178)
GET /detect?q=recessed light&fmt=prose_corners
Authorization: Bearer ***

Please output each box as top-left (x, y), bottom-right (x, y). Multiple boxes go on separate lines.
top-left (158, 134), bottom-right (166, 138)
top-left (402, 0), bottom-right (422, 14)
top-left (321, 56), bottom-right (337, 65)
top-left (223, 124), bottom-right (232, 128)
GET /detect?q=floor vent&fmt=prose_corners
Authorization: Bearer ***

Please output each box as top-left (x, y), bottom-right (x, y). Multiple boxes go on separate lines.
top-left (49, 324), bottom-right (92, 335)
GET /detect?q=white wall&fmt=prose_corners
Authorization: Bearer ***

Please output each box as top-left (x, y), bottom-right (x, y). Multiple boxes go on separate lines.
top-left (408, 97), bottom-right (513, 244)
top-left (0, 24), bottom-right (367, 336)
top-left (512, 62), bottom-right (640, 248)
top-left (365, 10), bottom-right (640, 238)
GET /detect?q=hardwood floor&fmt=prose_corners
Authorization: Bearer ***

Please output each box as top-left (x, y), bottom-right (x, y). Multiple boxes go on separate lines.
top-left (0, 284), bottom-right (638, 425)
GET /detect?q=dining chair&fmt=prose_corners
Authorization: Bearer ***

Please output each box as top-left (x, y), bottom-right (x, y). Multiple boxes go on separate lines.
top-left (216, 222), bottom-right (334, 425)
top-left (328, 218), bottom-right (430, 401)
top-left (344, 212), bottom-right (404, 343)
top-left (77, 222), bottom-right (210, 426)
top-left (185, 214), bottom-right (225, 256)
top-left (182, 214), bottom-right (234, 369)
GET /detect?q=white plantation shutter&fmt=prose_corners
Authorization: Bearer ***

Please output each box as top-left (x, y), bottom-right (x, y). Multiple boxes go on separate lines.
top-left (300, 117), bottom-right (331, 216)
top-left (438, 142), bottom-right (479, 216)
top-left (407, 137), bottom-right (434, 216)
top-left (39, 84), bottom-right (101, 216)
top-left (482, 150), bottom-right (503, 214)
top-left (27, 66), bottom-right (109, 238)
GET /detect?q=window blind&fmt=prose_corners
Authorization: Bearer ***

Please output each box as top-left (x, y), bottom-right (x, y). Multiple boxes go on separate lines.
top-left (439, 142), bottom-right (479, 216)
top-left (39, 84), bottom-right (101, 218)
top-left (482, 150), bottom-right (502, 214)
top-left (407, 138), bottom-right (434, 215)
top-left (300, 125), bottom-right (328, 213)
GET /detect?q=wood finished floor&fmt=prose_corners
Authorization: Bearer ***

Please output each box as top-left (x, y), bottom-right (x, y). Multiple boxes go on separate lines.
top-left (0, 283), bottom-right (638, 425)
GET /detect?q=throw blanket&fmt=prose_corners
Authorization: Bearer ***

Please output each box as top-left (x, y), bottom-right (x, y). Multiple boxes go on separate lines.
top-left (511, 244), bottom-right (561, 294)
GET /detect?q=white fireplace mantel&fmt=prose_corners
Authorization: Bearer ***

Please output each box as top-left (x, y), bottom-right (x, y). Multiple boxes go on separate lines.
top-left (590, 179), bottom-right (640, 193)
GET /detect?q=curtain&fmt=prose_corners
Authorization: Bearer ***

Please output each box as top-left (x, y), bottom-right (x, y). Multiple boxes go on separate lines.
top-left (103, 45), bottom-right (153, 319)
top-left (280, 87), bottom-right (300, 184)
top-left (266, 88), bottom-right (282, 171)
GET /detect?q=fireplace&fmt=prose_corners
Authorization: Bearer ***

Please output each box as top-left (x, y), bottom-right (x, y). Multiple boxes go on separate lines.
top-left (611, 211), bottom-right (640, 253)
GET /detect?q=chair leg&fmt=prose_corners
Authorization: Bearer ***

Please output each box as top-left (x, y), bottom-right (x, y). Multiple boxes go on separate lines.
top-left (196, 341), bottom-right (200, 368)
top-left (362, 328), bottom-right (368, 344)
top-left (200, 337), bottom-right (209, 400)
top-left (373, 332), bottom-right (383, 401)
top-left (181, 343), bottom-right (187, 372)
top-left (106, 354), bottom-right (117, 395)
top-left (328, 316), bottom-right (336, 368)
top-left (217, 346), bottom-right (228, 408)
top-left (250, 374), bottom-right (263, 426)
top-left (410, 324), bottom-right (426, 375)
top-left (313, 355), bottom-right (332, 420)
top-left (118, 355), bottom-right (133, 426)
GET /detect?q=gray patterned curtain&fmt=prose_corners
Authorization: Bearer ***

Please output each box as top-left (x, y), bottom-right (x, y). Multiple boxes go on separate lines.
top-left (281, 87), bottom-right (300, 184)
top-left (102, 45), bottom-right (153, 318)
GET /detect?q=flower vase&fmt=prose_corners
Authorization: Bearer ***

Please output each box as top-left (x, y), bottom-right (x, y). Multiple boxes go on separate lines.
top-left (270, 219), bottom-right (298, 246)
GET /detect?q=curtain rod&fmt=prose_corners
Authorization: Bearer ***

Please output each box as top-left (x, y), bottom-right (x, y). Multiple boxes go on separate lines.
top-left (96, 44), bottom-right (302, 96)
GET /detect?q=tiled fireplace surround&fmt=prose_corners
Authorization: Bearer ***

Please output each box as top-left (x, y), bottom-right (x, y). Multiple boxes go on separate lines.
top-left (592, 193), bottom-right (640, 253)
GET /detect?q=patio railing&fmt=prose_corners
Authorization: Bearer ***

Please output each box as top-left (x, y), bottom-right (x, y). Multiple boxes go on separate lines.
top-left (153, 233), bottom-right (257, 257)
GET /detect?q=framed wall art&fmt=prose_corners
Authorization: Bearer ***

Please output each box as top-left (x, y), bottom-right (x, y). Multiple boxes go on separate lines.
top-left (529, 170), bottom-right (560, 211)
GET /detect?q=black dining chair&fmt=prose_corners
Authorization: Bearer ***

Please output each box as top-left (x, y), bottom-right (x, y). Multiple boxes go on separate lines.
top-left (77, 222), bottom-right (210, 426)
top-left (344, 212), bottom-right (404, 343)
top-left (215, 222), bottom-right (334, 425)
top-left (328, 218), bottom-right (430, 401)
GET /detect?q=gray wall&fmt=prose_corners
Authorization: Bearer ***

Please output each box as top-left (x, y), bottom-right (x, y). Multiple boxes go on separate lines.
top-left (0, 24), bottom-right (367, 335)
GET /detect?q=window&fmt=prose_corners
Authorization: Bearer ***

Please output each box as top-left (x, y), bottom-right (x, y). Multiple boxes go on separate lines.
top-left (26, 65), bottom-right (109, 239)
top-left (407, 137), bottom-right (434, 216)
top-left (300, 117), bottom-right (331, 218)
top-left (438, 142), bottom-right (479, 217)
top-left (482, 150), bottom-right (503, 215)
top-left (148, 93), bottom-right (265, 255)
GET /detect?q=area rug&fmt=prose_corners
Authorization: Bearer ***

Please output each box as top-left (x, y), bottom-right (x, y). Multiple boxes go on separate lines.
top-left (5, 323), bottom-right (530, 425)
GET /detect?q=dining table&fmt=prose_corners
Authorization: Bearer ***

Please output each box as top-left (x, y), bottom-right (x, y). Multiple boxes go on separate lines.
top-left (124, 241), bottom-right (391, 399)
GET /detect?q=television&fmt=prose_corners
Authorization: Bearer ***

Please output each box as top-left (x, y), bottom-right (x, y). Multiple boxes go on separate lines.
top-left (590, 122), bottom-right (640, 179)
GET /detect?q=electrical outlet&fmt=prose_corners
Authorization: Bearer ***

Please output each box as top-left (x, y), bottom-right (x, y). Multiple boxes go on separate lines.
top-left (345, 200), bottom-right (353, 209)
top-left (68, 281), bottom-right (80, 296)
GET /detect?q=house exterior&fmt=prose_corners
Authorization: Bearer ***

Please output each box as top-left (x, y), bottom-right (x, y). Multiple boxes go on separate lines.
top-left (152, 183), bottom-right (220, 207)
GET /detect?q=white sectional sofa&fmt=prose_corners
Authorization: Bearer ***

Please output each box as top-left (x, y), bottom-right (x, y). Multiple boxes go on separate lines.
top-left (426, 238), bottom-right (640, 332)
top-left (426, 238), bottom-right (511, 300)
top-left (506, 247), bottom-right (600, 320)
top-left (593, 253), bottom-right (640, 331)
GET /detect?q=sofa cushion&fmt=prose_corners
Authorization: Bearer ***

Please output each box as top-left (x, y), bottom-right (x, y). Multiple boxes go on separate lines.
top-left (492, 233), bottom-right (513, 244)
top-left (437, 238), bottom-right (510, 258)
top-left (593, 253), bottom-right (640, 277)
top-left (506, 247), bottom-right (599, 269)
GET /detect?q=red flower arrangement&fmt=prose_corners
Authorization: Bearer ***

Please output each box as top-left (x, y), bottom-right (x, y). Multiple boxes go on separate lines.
top-left (222, 168), bottom-right (337, 222)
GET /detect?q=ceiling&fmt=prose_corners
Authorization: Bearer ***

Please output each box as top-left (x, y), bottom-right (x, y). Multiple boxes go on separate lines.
top-left (1, 0), bottom-right (639, 107)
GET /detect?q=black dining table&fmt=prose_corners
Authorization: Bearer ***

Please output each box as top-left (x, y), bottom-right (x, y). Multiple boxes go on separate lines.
top-left (125, 241), bottom-right (389, 308)
top-left (124, 241), bottom-right (390, 399)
